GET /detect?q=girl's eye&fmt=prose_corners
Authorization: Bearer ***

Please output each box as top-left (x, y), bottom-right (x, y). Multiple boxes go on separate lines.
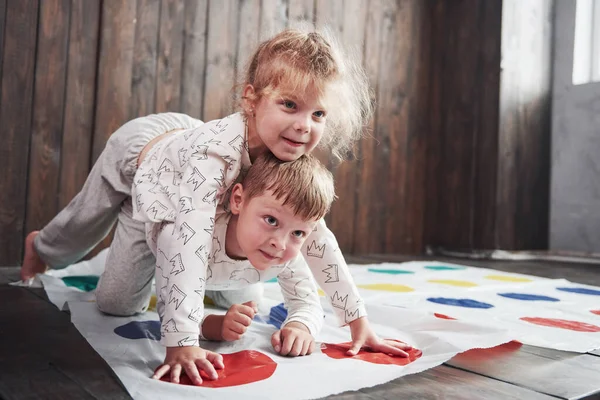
top-left (313, 110), bottom-right (325, 118)
top-left (292, 230), bottom-right (305, 238)
top-left (264, 216), bottom-right (278, 226)
top-left (283, 100), bottom-right (296, 109)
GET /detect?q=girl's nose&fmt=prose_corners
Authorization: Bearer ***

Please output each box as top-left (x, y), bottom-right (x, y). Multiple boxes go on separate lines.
top-left (293, 114), bottom-right (311, 134)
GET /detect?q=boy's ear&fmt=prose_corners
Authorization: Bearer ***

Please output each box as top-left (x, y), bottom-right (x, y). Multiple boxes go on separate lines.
top-left (229, 183), bottom-right (245, 215)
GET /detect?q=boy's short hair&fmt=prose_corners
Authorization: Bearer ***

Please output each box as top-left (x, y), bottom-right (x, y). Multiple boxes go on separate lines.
top-left (242, 152), bottom-right (336, 221)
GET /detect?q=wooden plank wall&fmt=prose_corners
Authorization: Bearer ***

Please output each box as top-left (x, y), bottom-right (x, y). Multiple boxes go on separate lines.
top-left (0, 0), bottom-right (553, 266)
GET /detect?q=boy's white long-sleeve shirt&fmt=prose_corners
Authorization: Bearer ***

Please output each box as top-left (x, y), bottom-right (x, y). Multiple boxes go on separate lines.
top-left (132, 112), bottom-right (367, 346)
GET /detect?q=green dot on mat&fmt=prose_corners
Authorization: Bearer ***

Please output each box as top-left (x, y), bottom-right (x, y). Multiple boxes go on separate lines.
top-left (266, 277), bottom-right (278, 283)
top-left (424, 265), bottom-right (466, 271)
top-left (61, 276), bottom-right (99, 292)
top-left (368, 268), bottom-right (414, 275)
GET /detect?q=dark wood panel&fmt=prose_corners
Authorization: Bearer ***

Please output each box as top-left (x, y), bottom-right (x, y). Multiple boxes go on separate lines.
top-left (155, 0), bottom-right (185, 113)
top-left (353, 3), bottom-right (385, 254)
top-left (235, 0), bottom-right (260, 112)
top-left (180, 0), bottom-right (208, 119)
top-left (130, 0), bottom-right (160, 118)
top-left (26, 0), bottom-right (70, 234)
top-left (496, 0), bottom-right (553, 250)
top-left (202, 0), bottom-right (239, 121)
top-left (0, 0), bottom-right (39, 265)
top-left (92, 0), bottom-right (137, 162)
top-left (0, 0), bottom-right (6, 83)
top-left (260, 0), bottom-right (288, 40)
top-left (59, 0), bottom-right (100, 209)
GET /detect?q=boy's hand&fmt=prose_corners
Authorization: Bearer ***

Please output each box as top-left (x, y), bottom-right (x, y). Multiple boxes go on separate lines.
top-left (347, 316), bottom-right (412, 357)
top-left (152, 346), bottom-right (224, 386)
top-left (271, 321), bottom-right (315, 356)
top-left (222, 301), bottom-right (258, 341)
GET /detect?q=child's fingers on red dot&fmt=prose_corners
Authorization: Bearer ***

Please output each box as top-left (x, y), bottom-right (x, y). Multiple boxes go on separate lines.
top-left (152, 364), bottom-right (170, 379)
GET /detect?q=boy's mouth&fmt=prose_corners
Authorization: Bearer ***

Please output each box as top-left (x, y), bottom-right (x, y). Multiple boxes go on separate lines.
top-left (259, 250), bottom-right (278, 261)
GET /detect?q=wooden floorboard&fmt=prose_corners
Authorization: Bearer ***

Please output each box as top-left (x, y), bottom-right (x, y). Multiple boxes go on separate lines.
top-left (2, 252), bottom-right (600, 399)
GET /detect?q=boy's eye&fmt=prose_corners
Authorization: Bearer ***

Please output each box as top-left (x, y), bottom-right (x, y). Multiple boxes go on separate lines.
top-left (292, 230), bottom-right (305, 238)
top-left (283, 100), bottom-right (296, 109)
top-left (264, 216), bottom-right (278, 226)
top-left (313, 110), bottom-right (325, 118)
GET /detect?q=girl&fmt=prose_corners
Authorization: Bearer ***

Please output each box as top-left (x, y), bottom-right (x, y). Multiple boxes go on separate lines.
top-left (21, 28), bottom-right (411, 385)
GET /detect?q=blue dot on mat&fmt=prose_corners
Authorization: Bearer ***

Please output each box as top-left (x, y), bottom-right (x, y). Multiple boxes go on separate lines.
top-left (254, 303), bottom-right (288, 329)
top-left (114, 321), bottom-right (161, 341)
top-left (498, 293), bottom-right (560, 302)
top-left (368, 268), bottom-right (414, 275)
top-left (557, 287), bottom-right (600, 296)
top-left (266, 277), bottom-right (278, 283)
top-left (427, 297), bottom-right (494, 309)
top-left (424, 265), bottom-right (466, 271)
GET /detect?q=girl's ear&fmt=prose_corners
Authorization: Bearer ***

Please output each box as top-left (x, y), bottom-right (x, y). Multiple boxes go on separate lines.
top-left (242, 84), bottom-right (256, 115)
top-left (229, 183), bottom-right (245, 215)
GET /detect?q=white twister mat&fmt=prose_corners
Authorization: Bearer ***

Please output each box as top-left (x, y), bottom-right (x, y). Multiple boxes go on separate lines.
top-left (32, 250), bottom-right (600, 399)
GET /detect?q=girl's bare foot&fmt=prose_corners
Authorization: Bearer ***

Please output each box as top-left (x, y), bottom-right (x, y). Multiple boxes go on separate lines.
top-left (21, 231), bottom-right (47, 280)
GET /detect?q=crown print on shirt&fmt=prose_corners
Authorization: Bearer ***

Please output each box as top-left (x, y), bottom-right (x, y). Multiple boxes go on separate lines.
top-left (158, 158), bottom-right (174, 173)
top-left (193, 278), bottom-right (206, 295)
top-left (177, 147), bottom-right (188, 166)
top-left (228, 135), bottom-right (245, 153)
top-left (178, 336), bottom-right (199, 347)
top-left (331, 291), bottom-right (348, 310)
top-left (146, 200), bottom-right (168, 220)
top-left (188, 307), bottom-right (202, 324)
top-left (345, 308), bottom-right (361, 324)
top-left (169, 253), bottom-right (185, 276)
top-left (195, 245), bottom-right (209, 265)
top-left (306, 241), bottom-right (326, 258)
top-left (168, 284), bottom-right (187, 310)
top-left (162, 318), bottom-right (178, 335)
top-left (179, 196), bottom-right (195, 214)
top-left (177, 222), bottom-right (196, 245)
top-left (186, 167), bottom-right (206, 191)
top-left (322, 264), bottom-right (339, 283)
top-left (191, 144), bottom-right (208, 161)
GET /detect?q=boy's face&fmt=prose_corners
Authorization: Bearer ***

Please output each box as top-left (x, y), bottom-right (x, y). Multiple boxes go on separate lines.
top-left (230, 185), bottom-right (317, 270)
top-left (244, 84), bottom-right (327, 162)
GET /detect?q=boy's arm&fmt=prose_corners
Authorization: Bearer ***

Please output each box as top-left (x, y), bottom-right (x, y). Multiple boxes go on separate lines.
top-left (302, 219), bottom-right (366, 326)
top-left (276, 255), bottom-right (324, 336)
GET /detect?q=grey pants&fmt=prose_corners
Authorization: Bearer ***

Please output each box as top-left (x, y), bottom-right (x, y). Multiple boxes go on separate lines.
top-left (34, 113), bottom-right (263, 316)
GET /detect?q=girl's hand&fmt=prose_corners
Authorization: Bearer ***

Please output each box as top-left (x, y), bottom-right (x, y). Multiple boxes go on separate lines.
top-left (347, 316), bottom-right (412, 357)
top-left (152, 346), bottom-right (224, 386)
top-left (271, 322), bottom-right (315, 356)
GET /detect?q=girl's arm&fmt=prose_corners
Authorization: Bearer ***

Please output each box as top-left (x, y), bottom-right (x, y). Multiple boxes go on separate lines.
top-left (301, 219), bottom-right (367, 326)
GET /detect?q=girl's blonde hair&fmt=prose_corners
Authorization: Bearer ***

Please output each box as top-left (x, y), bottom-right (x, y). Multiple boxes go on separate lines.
top-left (240, 28), bottom-right (374, 161)
top-left (242, 152), bottom-right (336, 221)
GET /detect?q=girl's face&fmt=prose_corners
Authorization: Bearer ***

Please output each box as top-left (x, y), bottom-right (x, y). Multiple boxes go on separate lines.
top-left (245, 85), bottom-right (327, 161)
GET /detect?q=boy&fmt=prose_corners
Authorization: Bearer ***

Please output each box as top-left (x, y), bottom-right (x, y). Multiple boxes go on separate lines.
top-left (150, 152), bottom-right (334, 384)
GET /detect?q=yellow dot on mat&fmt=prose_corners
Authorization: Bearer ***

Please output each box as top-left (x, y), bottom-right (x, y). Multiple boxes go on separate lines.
top-left (428, 279), bottom-right (478, 287)
top-left (485, 275), bottom-right (532, 283)
top-left (318, 289), bottom-right (326, 297)
top-left (148, 295), bottom-right (157, 312)
top-left (357, 284), bottom-right (414, 292)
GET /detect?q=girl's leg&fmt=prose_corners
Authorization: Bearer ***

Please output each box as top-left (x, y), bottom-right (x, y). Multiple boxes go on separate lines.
top-left (95, 198), bottom-right (156, 316)
top-left (29, 113), bottom-right (203, 269)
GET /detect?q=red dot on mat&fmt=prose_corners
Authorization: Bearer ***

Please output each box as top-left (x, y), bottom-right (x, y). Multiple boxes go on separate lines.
top-left (434, 313), bottom-right (456, 320)
top-left (520, 317), bottom-right (600, 332)
top-left (157, 350), bottom-right (277, 387)
top-left (591, 310), bottom-right (600, 316)
top-left (321, 340), bottom-right (422, 366)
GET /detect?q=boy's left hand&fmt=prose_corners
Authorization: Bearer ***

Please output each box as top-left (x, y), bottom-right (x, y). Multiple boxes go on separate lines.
top-left (347, 316), bottom-right (412, 357)
top-left (271, 322), bottom-right (315, 357)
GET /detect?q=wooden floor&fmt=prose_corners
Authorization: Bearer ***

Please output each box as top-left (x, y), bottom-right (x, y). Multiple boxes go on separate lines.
top-left (1, 255), bottom-right (600, 400)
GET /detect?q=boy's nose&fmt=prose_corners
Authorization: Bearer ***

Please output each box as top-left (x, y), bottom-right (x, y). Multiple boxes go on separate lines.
top-left (270, 236), bottom-right (285, 251)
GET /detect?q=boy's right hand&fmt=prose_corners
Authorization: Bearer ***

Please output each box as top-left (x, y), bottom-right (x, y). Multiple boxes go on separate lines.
top-left (152, 346), bottom-right (224, 386)
top-left (222, 301), bottom-right (258, 341)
